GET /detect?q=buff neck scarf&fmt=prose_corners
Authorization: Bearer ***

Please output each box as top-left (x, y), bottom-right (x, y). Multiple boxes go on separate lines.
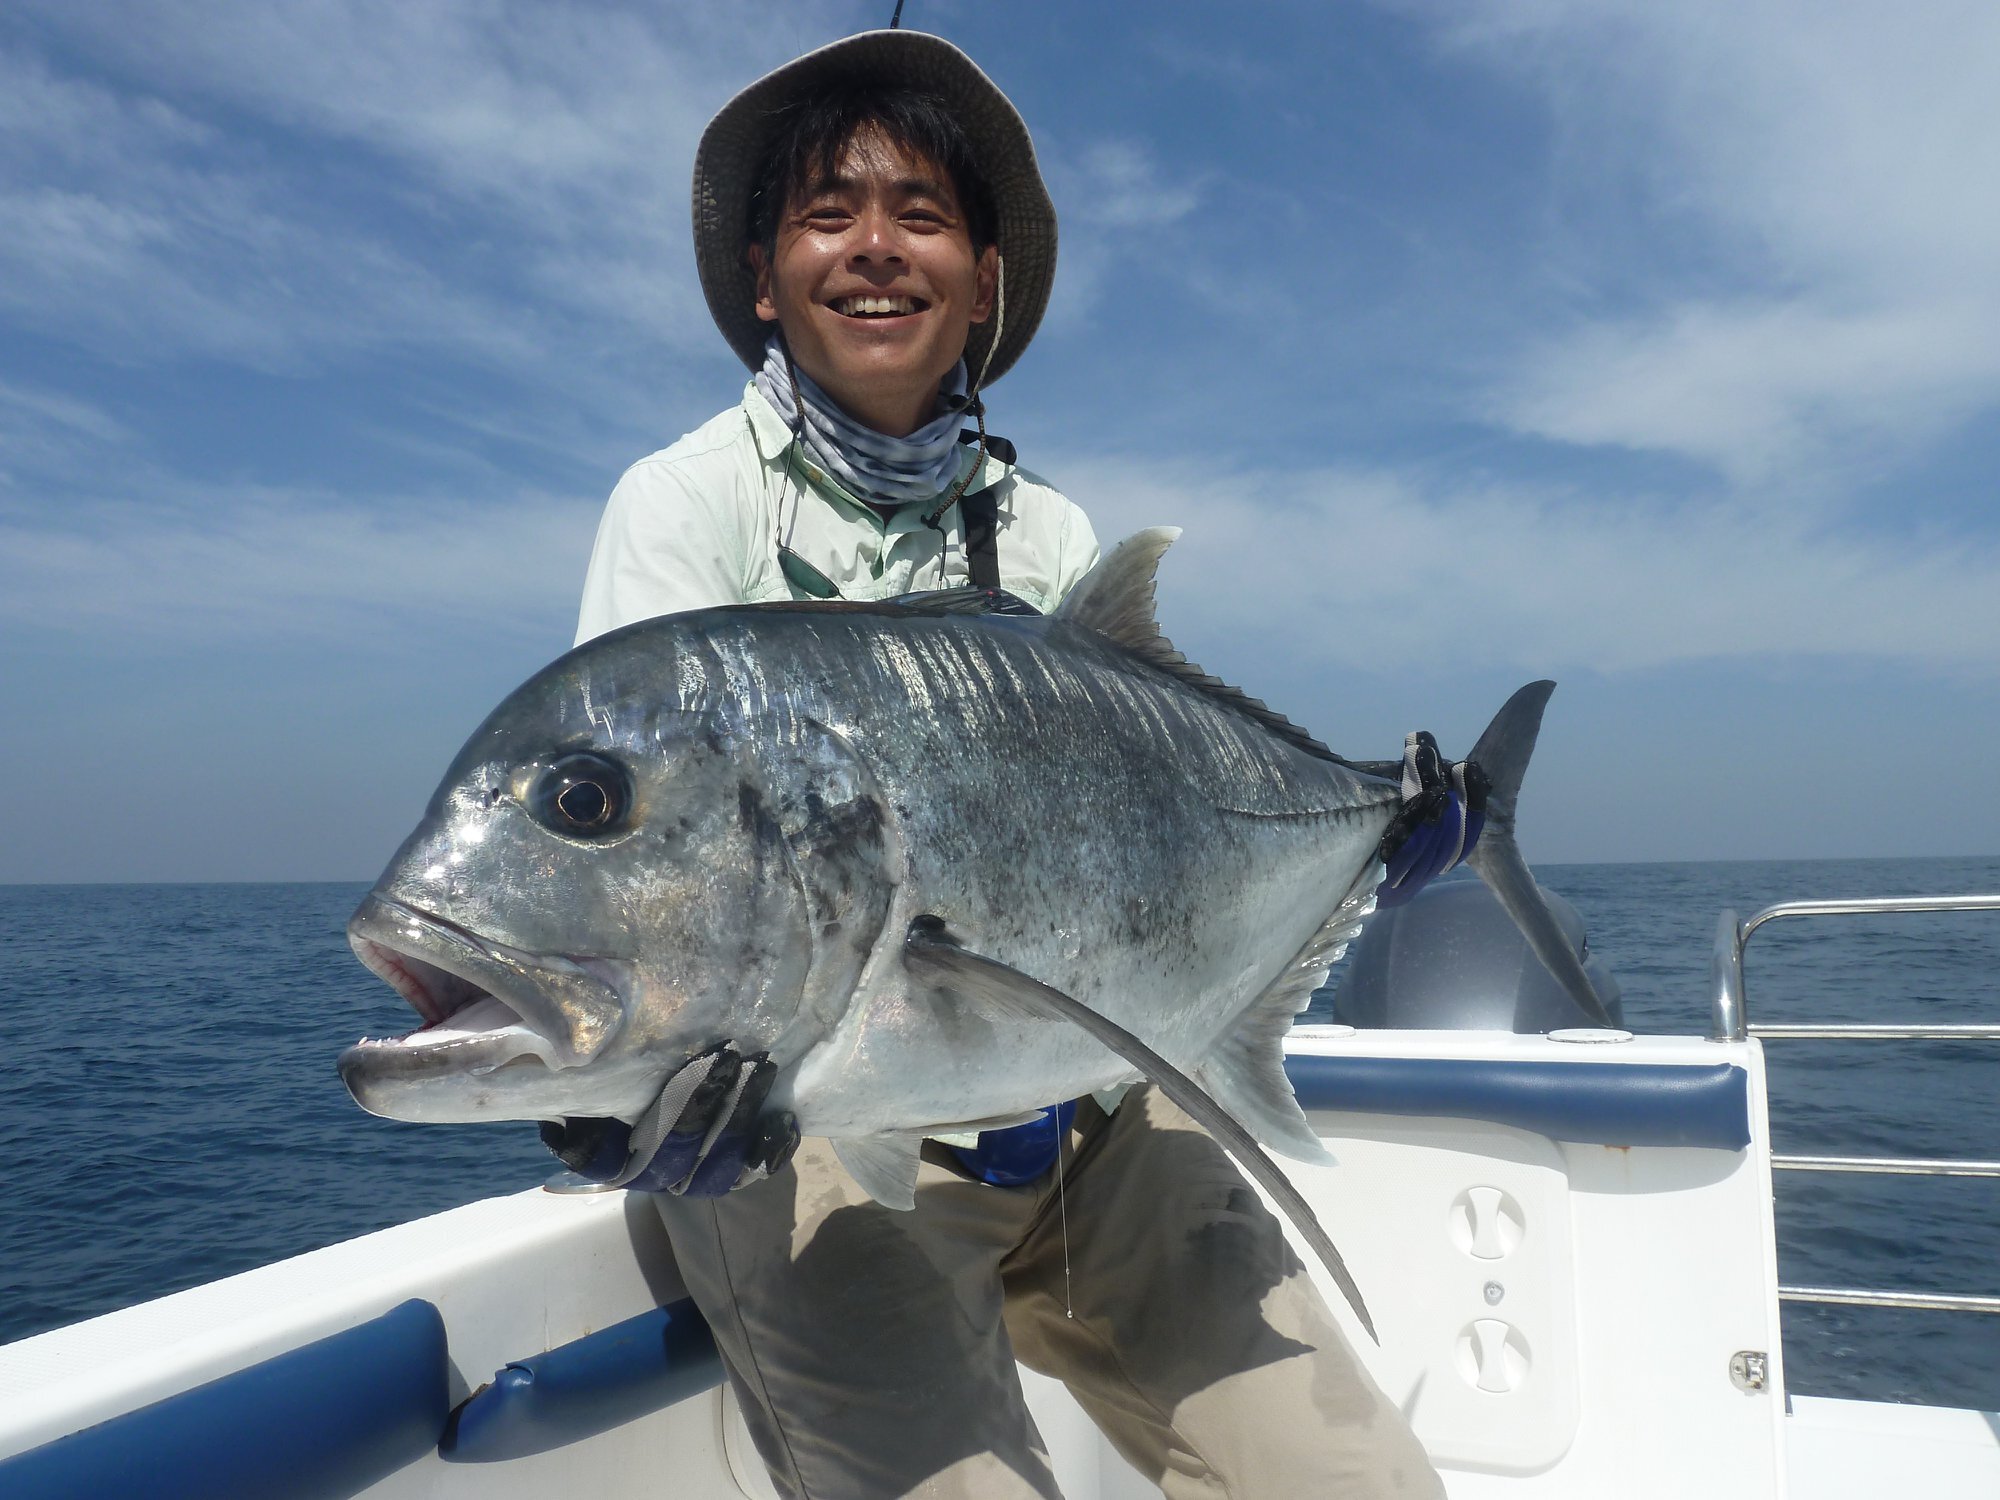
top-left (754, 336), bottom-right (972, 507)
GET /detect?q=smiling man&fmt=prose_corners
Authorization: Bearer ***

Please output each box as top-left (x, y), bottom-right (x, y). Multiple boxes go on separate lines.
top-left (576, 35), bottom-right (1095, 639)
top-left (751, 122), bottom-right (991, 436)
top-left (570, 28), bottom-right (1442, 1500)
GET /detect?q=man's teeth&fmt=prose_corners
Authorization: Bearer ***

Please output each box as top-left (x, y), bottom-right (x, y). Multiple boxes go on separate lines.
top-left (835, 295), bottom-right (920, 316)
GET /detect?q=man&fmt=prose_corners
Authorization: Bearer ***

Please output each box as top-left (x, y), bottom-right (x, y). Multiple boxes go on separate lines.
top-left (566, 29), bottom-right (1451, 1500)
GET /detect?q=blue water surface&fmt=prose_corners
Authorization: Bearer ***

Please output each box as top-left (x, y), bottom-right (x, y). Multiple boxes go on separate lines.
top-left (1, 859), bottom-right (1995, 1410)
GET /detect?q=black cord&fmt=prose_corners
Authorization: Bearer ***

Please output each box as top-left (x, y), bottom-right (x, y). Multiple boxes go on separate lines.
top-left (889, 1), bottom-right (905, 27)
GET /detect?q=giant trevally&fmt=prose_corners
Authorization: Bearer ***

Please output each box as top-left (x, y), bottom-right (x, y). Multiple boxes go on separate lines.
top-left (339, 529), bottom-right (1603, 1335)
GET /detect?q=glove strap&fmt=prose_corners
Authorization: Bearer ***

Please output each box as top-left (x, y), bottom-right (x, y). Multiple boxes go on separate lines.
top-left (606, 1048), bottom-right (729, 1188)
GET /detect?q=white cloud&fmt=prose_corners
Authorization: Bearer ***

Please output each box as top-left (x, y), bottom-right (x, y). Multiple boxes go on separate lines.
top-left (0, 4), bottom-right (1174, 423)
top-left (38, 438), bottom-right (1998, 693)
top-left (1496, 298), bottom-right (1999, 481)
top-left (1405, 0), bottom-right (2000, 483)
top-left (0, 382), bottom-right (133, 497)
top-left (1039, 135), bottom-right (1204, 332)
top-left (0, 381), bottom-right (128, 447)
top-left (0, 43), bottom-right (544, 374)
top-left (0, 483), bottom-right (599, 648)
top-left (1058, 450), bottom-right (2000, 675)
top-left (0, 3), bottom-right (850, 378)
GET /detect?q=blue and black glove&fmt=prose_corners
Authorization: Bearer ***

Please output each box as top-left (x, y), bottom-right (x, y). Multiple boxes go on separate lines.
top-left (539, 1043), bottom-right (801, 1197)
top-left (1376, 730), bottom-right (1489, 909)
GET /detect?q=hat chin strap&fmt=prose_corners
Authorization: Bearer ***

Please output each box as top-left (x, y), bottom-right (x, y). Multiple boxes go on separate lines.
top-left (968, 252), bottom-right (1005, 397)
top-left (922, 259), bottom-right (1001, 536)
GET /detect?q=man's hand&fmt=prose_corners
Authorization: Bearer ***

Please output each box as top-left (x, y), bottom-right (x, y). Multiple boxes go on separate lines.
top-left (1376, 730), bottom-right (1489, 909)
top-left (540, 1043), bottom-right (801, 1196)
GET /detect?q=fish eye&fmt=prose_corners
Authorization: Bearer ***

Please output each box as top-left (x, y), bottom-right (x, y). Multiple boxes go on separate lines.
top-left (529, 753), bottom-right (634, 839)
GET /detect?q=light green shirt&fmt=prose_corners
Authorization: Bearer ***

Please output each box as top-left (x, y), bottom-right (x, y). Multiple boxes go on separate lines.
top-left (577, 384), bottom-right (1121, 1141)
top-left (577, 383), bottom-right (1100, 645)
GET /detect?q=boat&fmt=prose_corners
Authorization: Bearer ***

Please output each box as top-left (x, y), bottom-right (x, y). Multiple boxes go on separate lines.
top-left (1, 891), bottom-right (1994, 1497)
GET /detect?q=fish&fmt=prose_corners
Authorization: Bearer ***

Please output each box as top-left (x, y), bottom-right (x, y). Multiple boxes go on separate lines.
top-left (339, 528), bottom-right (1605, 1337)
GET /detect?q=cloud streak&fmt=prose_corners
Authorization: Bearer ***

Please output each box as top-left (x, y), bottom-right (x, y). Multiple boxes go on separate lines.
top-left (0, 482), bottom-right (597, 651)
top-left (1063, 452), bottom-right (2000, 675)
top-left (11, 442), bottom-right (1992, 688)
top-left (0, 2), bottom-right (850, 385)
top-left (1038, 134), bottom-right (1204, 333)
top-left (1407, 0), bottom-right (2000, 487)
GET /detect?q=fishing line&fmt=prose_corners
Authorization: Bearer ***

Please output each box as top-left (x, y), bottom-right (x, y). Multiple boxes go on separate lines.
top-left (1055, 1109), bottom-right (1073, 1319)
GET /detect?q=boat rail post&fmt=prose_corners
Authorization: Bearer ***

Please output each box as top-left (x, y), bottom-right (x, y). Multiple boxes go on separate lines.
top-left (1717, 891), bottom-right (2000, 1322)
top-left (1709, 907), bottom-right (1746, 1042)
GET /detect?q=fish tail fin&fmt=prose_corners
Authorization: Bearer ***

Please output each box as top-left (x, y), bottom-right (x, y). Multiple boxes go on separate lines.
top-left (1461, 682), bottom-right (1616, 1026)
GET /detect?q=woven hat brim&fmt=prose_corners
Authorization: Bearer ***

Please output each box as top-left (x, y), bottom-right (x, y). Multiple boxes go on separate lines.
top-left (692, 30), bottom-right (1056, 387)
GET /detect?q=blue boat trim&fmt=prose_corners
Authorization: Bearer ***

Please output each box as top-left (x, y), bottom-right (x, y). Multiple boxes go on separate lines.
top-left (1286, 1053), bottom-right (1752, 1150)
top-left (441, 1297), bottom-right (723, 1463)
top-left (0, 1298), bottom-right (448, 1500)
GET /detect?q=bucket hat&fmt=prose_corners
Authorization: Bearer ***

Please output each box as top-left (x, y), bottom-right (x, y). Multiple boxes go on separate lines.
top-left (692, 29), bottom-right (1057, 387)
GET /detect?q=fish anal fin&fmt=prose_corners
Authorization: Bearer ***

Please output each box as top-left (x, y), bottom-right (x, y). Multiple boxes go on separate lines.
top-left (938, 1111), bottom-right (1048, 1133)
top-left (1198, 894), bottom-right (1374, 1170)
top-left (830, 1135), bottom-right (925, 1210)
top-left (1197, 1046), bottom-right (1335, 1168)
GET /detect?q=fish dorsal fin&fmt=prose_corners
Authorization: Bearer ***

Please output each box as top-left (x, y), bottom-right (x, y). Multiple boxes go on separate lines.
top-left (734, 588), bottom-right (1041, 620)
top-left (1053, 526), bottom-right (1181, 646)
top-left (1057, 529), bottom-right (1337, 762)
top-left (883, 586), bottom-right (1042, 616)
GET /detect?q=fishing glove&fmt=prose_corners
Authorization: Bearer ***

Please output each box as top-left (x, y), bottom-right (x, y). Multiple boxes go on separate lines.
top-left (539, 1043), bottom-right (801, 1197)
top-left (1376, 730), bottom-right (1490, 909)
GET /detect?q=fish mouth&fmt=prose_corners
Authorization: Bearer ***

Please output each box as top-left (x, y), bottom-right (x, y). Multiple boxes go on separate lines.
top-left (343, 894), bottom-right (625, 1073)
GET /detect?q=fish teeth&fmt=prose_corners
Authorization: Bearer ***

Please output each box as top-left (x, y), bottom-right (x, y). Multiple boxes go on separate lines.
top-left (836, 294), bottom-right (919, 316)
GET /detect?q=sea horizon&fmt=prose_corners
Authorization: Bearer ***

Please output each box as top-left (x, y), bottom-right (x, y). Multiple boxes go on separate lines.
top-left (8, 848), bottom-right (1998, 890)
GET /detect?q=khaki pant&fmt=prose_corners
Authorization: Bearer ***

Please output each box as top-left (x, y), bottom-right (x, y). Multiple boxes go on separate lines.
top-left (656, 1086), bottom-right (1442, 1500)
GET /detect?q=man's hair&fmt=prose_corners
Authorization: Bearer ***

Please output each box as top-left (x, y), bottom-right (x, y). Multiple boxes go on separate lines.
top-left (748, 83), bottom-right (998, 256)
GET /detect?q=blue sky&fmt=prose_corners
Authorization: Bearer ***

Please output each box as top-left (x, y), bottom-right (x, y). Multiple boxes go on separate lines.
top-left (4, 0), bottom-right (1998, 883)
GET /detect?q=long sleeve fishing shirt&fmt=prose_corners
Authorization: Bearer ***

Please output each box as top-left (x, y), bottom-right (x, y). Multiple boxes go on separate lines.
top-left (577, 383), bottom-right (1100, 645)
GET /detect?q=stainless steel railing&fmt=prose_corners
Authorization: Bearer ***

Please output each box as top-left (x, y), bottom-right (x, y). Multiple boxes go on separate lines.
top-left (1709, 893), bottom-right (2000, 1316)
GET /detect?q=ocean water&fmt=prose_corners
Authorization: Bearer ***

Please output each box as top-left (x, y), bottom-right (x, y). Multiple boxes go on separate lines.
top-left (1, 858), bottom-right (1996, 1412)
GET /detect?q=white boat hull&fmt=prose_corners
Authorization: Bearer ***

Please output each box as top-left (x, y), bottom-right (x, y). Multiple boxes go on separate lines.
top-left (1, 1030), bottom-right (1993, 1498)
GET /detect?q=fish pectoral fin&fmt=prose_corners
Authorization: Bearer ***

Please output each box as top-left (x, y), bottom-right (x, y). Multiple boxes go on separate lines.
top-left (902, 916), bottom-right (1058, 1024)
top-left (831, 1134), bottom-right (926, 1210)
top-left (902, 915), bottom-right (1376, 1342)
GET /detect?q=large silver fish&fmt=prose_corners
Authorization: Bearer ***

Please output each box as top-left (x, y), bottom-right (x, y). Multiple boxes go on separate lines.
top-left (339, 529), bottom-right (1603, 1334)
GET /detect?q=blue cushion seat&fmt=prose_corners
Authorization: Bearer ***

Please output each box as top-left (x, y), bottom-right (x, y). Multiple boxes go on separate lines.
top-left (0, 1299), bottom-right (449, 1500)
